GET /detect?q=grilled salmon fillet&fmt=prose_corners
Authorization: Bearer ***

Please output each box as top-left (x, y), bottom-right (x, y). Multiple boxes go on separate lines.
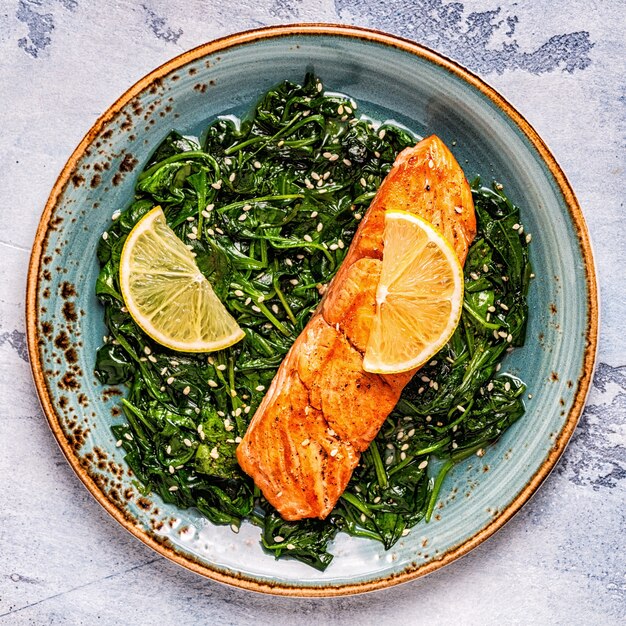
top-left (237, 135), bottom-right (477, 520)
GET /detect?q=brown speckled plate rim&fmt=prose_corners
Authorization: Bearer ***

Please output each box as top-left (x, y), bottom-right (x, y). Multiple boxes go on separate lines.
top-left (26, 23), bottom-right (599, 597)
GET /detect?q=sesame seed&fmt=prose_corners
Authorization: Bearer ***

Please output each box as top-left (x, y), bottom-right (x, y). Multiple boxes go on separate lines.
top-left (311, 172), bottom-right (320, 181)
top-left (231, 524), bottom-right (239, 533)
top-left (234, 289), bottom-right (244, 297)
top-left (378, 129), bottom-right (386, 139)
top-left (116, 439), bottom-right (123, 447)
top-left (374, 496), bottom-right (381, 503)
top-left (428, 159), bottom-right (434, 168)
top-left (216, 364), bottom-right (226, 371)
top-left (238, 213), bottom-right (247, 222)
top-left (250, 304), bottom-right (260, 313)
top-left (487, 382), bottom-right (494, 392)
top-left (343, 158), bottom-right (352, 166)
top-left (530, 273), bottom-right (536, 279)
top-left (289, 279), bottom-right (298, 285)
top-left (400, 452), bottom-right (407, 460)
top-left (215, 227), bottom-right (224, 234)
top-left (500, 303), bottom-right (509, 311)
top-left (488, 305), bottom-right (496, 313)
top-left (202, 210), bottom-right (210, 218)
top-left (518, 225), bottom-right (524, 234)
top-left (211, 180), bottom-right (222, 189)
top-left (207, 228), bottom-right (215, 236)
top-left (194, 407), bottom-right (200, 415)
top-left (139, 357), bottom-right (148, 362)
top-left (303, 234), bottom-right (313, 242)
top-left (274, 535), bottom-right (284, 543)
top-left (338, 240), bottom-right (344, 249)
top-left (285, 258), bottom-right (293, 266)
top-left (187, 232), bottom-right (197, 240)
top-left (470, 272), bottom-right (479, 280)
top-left (322, 171), bottom-right (330, 180)
top-left (271, 304), bottom-right (279, 314)
top-left (208, 379), bottom-right (217, 388)
top-left (498, 331), bottom-right (508, 338)
top-left (244, 297), bottom-right (251, 305)
top-left (242, 204), bottom-right (252, 212)
top-left (452, 442), bottom-right (458, 449)
top-left (476, 448), bottom-right (485, 457)
top-left (345, 106), bottom-right (352, 114)
top-left (526, 233), bottom-right (532, 243)
top-left (316, 178), bottom-right (324, 187)
top-left (455, 206), bottom-right (463, 214)
top-left (168, 485), bottom-right (178, 492)
top-left (206, 203), bottom-right (214, 212)
top-left (323, 152), bottom-right (332, 159)
top-left (513, 223), bottom-right (520, 230)
top-left (329, 243), bottom-right (338, 251)
top-left (337, 105), bottom-right (344, 115)
top-left (286, 544), bottom-right (295, 550)
top-left (505, 381), bottom-right (511, 392)
top-left (354, 213), bottom-right (362, 220)
top-left (187, 216), bottom-right (195, 222)
top-left (169, 465), bottom-right (175, 474)
top-left (182, 386), bottom-right (190, 395)
top-left (457, 405), bottom-right (466, 413)
top-left (166, 445), bottom-right (172, 454)
top-left (496, 363), bottom-right (502, 372)
top-left (183, 438), bottom-right (192, 447)
top-left (244, 406), bottom-right (251, 414)
top-left (421, 375), bottom-right (430, 383)
top-left (316, 82), bottom-right (323, 92)
top-left (330, 448), bottom-right (338, 457)
top-left (235, 436), bottom-right (242, 443)
top-left (256, 385), bottom-right (265, 391)
top-left (374, 151), bottom-right (380, 158)
top-left (253, 161), bottom-right (262, 169)
top-left (217, 410), bottom-right (225, 417)
top-left (102, 231), bottom-right (108, 240)
top-left (426, 415), bottom-right (432, 422)
top-left (310, 211), bottom-right (318, 218)
top-left (507, 334), bottom-right (513, 343)
top-left (209, 447), bottom-right (219, 459)
top-left (360, 513), bottom-right (367, 523)
top-left (143, 346), bottom-right (152, 355)
top-left (111, 210), bottom-right (121, 221)
top-left (418, 387), bottom-right (425, 394)
top-left (277, 140), bottom-right (284, 147)
top-left (418, 460), bottom-right (428, 470)
top-left (316, 222), bottom-right (323, 232)
top-left (402, 529), bottom-right (410, 537)
top-left (329, 154), bottom-right (339, 161)
top-left (401, 443), bottom-right (409, 451)
top-left (528, 393), bottom-right (533, 399)
top-left (360, 177), bottom-right (367, 187)
top-left (230, 389), bottom-right (237, 397)
top-left (148, 355), bottom-right (157, 363)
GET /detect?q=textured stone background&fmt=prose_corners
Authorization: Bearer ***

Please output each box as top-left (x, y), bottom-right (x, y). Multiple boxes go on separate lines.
top-left (1, 1), bottom-right (624, 624)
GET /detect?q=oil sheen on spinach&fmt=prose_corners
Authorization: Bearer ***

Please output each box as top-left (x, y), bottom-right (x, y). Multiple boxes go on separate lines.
top-left (95, 74), bottom-right (531, 571)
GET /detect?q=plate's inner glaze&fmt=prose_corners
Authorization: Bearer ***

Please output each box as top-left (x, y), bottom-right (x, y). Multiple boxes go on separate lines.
top-left (35, 32), bottom-right (591, 589)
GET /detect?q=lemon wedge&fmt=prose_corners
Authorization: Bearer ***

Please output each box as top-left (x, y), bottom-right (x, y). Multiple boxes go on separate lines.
top-left (363, 210), bottom-right (464, 374)
top-left (119, 206), bottom-right (245, 352)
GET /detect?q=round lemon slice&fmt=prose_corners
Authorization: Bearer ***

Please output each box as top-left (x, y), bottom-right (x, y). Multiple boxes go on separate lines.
top-left (119, 206), bottom-right (245, 352)
top-left (363, 210), bottom-right (464, 374)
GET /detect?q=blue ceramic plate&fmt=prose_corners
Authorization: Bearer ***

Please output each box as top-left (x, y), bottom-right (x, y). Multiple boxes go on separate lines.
top-left (27, 24), bottom-right (598, 596)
